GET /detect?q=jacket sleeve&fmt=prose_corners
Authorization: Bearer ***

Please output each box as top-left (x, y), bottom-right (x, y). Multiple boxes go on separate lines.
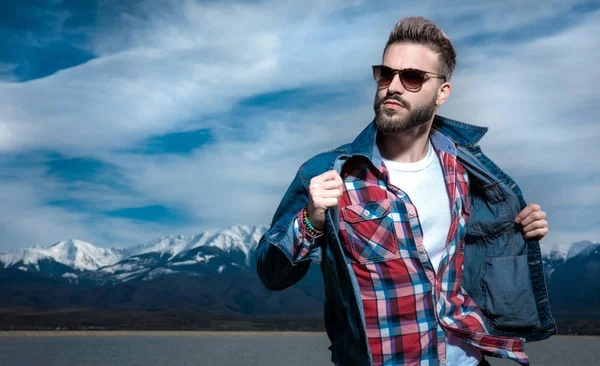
top-left (255, 167), bottom-right (324, 291)
top-left (292, 212), bottom-right (324, 260)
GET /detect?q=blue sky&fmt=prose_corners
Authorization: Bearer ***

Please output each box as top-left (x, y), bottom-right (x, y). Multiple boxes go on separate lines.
top-left (0, 0), bottom-right (598, 250)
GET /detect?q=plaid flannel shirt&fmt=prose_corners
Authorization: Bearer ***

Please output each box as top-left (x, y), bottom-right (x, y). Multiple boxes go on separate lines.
top-left (293, 128), bottom-right (529, 365)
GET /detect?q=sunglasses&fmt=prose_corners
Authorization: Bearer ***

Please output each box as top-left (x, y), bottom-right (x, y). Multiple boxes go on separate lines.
top-left (372, 65), bottom-right (446, 92)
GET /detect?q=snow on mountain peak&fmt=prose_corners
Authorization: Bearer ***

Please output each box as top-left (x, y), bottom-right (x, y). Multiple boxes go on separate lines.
top-left (128, 235), bottom-right (190, 258)
top-left (120, 224), bottom-right (269, 263)
top-left (46, 239), bottom-right (125, 270)
top-left (182, 224), bottom-right (269, 258)
top-left (0, 239), bottom-right (124, 271)
top-left (0, 224), bottom-right (271, 275)
top-left (542, 240), bottom-right (599, 262)
top-left (566, 240), bottom-right (600, 260)
top-left (547, 248), bottom-right (568, 262)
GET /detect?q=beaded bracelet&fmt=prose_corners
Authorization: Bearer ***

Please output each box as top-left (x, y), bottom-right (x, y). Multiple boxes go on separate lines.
top-left (302, 206), bottom-right (324, 238)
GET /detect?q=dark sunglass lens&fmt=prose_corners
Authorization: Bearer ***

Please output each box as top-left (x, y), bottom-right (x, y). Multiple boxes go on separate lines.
top-left (401, 70), bottom-right (424, 89)
top-left (377, 67), bottom-right (395, 84)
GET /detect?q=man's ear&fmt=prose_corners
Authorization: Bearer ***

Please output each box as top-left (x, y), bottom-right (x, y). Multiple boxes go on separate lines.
top-left (436, 82), bottom-right (451, 106)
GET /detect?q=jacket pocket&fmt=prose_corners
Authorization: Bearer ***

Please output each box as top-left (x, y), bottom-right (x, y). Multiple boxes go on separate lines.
top-left (482, 254), bottom-right (540, 331)
top-left (341, 199), bottom-right (399, 263)
top-left (465, 181), bottom-right (515, 244)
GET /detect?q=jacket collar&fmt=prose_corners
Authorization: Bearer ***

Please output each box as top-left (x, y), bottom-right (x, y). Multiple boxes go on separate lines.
top-left (347, 114), bottom-right (488, 164)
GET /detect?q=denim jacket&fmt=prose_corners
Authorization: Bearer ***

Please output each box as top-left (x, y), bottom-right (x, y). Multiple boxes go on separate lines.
top-left (255, 115), bottom-right (557, 365)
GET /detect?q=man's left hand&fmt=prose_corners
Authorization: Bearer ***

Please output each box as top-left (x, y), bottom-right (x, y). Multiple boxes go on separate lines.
top-left (515, 203), bottom-right (548, 240)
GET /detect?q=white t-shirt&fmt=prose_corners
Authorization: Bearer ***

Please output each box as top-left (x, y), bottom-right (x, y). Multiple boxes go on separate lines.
top-left (378, 139), bottom-right (482, 366)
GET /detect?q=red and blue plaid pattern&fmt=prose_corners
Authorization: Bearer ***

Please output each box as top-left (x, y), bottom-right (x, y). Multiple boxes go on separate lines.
top-left (293, 129), bottom-right (529, 365)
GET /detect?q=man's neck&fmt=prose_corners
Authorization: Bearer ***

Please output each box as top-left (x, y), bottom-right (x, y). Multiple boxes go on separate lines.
top-left (376, 121), bottom-right (433, 163)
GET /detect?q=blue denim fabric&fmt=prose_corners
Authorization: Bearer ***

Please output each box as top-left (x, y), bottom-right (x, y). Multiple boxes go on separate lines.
top-left (255, 115), bottom-right (557, 365)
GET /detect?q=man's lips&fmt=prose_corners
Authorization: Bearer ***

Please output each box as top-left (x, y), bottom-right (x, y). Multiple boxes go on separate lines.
top-left (383, 100), bottom-right (405, 110)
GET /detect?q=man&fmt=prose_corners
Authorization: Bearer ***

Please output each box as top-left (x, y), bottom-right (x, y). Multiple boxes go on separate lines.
top-left (255, 16), bottom-right (555, 366)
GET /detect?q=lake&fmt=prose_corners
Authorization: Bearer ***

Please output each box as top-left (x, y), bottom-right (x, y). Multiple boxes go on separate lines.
top-left (0, 331), bottom-right (597, 365)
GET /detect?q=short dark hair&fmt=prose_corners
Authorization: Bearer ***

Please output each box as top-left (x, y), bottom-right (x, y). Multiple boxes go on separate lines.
top-left (383, 16), bottom-right (456, 80)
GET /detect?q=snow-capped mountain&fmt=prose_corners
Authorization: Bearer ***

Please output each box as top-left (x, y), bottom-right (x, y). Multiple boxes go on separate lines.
top-left (2, 228), bottom-right (596, 302)
top-left (542, 240), bottom-right (600, 263)
top-left (542, 240), bottom-right (600, 279)
top-left (0, 224), bottom-right (269, 285)
top-left (0, 234), bottom-right (598, 324)
top-left (0, 239), bottom-right (127, 274)
top-left (127, 224), bottom-right (267, 261)
top-left (541, 240), bottom-right (600, 318)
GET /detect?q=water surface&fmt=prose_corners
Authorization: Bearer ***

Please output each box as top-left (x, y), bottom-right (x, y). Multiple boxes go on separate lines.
top-left (0, 332), bottom-right (596, 365)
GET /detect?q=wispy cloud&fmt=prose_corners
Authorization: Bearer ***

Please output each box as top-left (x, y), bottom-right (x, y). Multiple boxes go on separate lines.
top-left (0, 0), bottom-right (598, 250)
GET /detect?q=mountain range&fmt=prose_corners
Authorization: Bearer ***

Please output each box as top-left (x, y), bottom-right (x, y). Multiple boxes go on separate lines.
top-left (0, 225), bottom-right (266, 284)
top-left (0, 226), bottom-right (598, 330)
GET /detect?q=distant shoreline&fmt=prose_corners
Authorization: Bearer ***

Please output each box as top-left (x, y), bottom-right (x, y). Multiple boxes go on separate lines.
top-left (0, 330), bottom-right (328, 337)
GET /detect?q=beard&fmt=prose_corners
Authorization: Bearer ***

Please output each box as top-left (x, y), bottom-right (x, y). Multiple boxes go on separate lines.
top-left (374, 92), bottom-right (438, 135)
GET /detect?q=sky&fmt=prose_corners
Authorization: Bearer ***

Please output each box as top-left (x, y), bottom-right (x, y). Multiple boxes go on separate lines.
top-left (0, 0), bottom-right (598, 251)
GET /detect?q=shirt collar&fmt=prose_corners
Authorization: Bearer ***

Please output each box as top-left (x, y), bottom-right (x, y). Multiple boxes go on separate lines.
top-left (347, 114), bottom-right (488, 167)
top-left (371, 128), bottom-right (454, 170)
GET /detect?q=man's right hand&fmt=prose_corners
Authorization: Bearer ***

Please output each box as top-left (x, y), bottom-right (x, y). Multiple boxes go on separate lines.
top-left (307, 170), bottom-right (344, 231)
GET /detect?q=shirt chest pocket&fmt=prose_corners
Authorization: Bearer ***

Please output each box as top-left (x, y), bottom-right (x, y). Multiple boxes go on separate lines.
top-left (341, 199), bottom-right (399, 263)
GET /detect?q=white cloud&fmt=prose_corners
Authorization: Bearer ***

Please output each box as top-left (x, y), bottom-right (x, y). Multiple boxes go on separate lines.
top-left (443, 10), bottom-right (600, 175)
top-left (0, 0), bottom-right (598, 250)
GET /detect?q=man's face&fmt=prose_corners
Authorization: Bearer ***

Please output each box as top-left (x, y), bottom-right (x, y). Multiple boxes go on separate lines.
top-left (374, 43), bottom-right (443, 135)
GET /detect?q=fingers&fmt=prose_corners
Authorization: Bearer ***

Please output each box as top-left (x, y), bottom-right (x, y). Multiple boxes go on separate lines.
top-left (312, 179), bottom-right (344, 191)
top-left (524, 227), bottom-right (549, 240)
top-left (311, 170), bottom-right (343, 184)
top-left (521, 204), bottom-right (549, 239)
top-left (519, 210), bottom-right (547, 227)
top-left (309, 171), bottom-right (344, 209)
top-left (522, 219), bottom-right (548, 234)
top-left (312, 197), bottom-right (340, 211)
top-left (310, 184), bottom-right (343, 203)
top-left (310, 187), bottom-right (342, 200)
top-left (514, 203), bottom-right (549, 240)
top-left (515, 203), bottom-right (541, 224)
